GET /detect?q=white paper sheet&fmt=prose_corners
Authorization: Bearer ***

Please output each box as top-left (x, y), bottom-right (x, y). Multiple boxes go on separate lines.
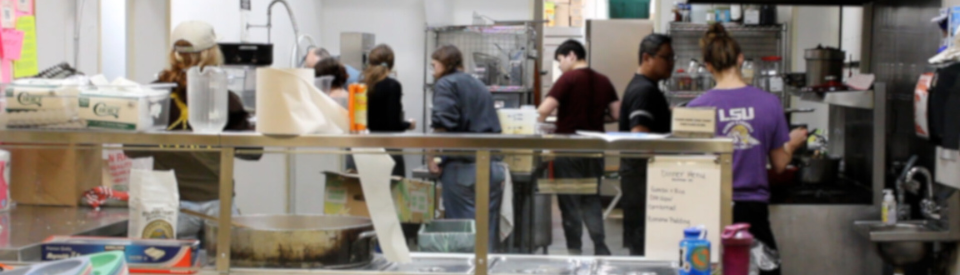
top-left (499, 163), bottom-right (514, 241)
top-left (256, 68), bottom-right (349, 135)
top-left (644, 155), bottom-right (721, 263)
top-left (352, 148), bottom-right (411, 263)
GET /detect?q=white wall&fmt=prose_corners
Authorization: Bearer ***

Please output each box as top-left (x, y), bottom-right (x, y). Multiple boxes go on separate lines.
top-left (126, 0), bottom-right (168, 83)
top-left (36, 0), bottom-right (100, 75)
top-left (170, 0), bottom-right (325, 68)
top-left (100, 0), bottom-right (125, 80)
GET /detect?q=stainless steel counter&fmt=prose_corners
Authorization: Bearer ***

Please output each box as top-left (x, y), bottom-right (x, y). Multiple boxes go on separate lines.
top-left (0, 205), bottom-right (128, 261)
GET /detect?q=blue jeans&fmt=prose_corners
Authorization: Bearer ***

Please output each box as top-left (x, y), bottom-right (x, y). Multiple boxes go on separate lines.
top-left (178, 200), bottom-right (239, 246)
top-left (440, 161), bottom-right (505, 250)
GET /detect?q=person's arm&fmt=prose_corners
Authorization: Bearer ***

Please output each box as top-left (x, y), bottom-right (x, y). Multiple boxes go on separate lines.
top-left (606, 100), bottom-right (621, 123)
top-left (539, 75), bottom-right (569, 123)
top-left (385, 80), bottom-right (412, 131)
top-left (768, 104), bottom-right (806, 174)
top-left (537, 96), bottom-right (559, 123)
top-left (623, 89), bottom-right (660, 133)
top-left (427, 128), bottom-right (446, 174)
top-left (430, 79), bottom-right (461, 131)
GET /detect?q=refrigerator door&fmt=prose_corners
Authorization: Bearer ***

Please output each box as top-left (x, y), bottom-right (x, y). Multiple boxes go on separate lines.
top-left (587, 19), bottom-right (655, 99)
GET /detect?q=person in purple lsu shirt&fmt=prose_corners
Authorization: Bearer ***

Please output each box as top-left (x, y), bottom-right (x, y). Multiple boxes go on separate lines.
top-left (687, 24), bottom-right (807, 275)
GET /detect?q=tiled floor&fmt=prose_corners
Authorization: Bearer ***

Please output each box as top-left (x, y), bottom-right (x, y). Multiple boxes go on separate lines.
top-left (543, 195), bottom-right (632, 256)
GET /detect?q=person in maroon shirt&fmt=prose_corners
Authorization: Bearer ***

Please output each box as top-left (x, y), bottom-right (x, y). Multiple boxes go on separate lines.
top-left (537, 40), bottom-right (620, 255)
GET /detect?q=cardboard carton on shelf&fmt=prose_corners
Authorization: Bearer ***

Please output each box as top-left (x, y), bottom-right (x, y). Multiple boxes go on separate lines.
top-left (323, 171), bottom-right (436, 224)
top-left (555, 3), bottom-right (571, 27)
top-left (9, 146), bottom-right (102, 206)
top-left (571, 15), bottom-right (585, 28)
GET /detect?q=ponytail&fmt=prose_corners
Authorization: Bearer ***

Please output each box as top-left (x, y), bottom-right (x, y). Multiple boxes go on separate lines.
top-left (699, 23), bottom-right (741, 72)
top-left (362, 44), bottom-right (395, 92)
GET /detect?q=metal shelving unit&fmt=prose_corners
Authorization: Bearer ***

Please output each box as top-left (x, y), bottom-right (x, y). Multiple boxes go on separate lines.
top-left (0, 130), bottom-right (734, 274)
top-left (422, 23), bottom-right (539, 131)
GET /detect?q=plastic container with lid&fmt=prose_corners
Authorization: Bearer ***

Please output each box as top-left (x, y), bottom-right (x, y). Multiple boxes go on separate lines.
top-left (722, 224), bottom-right (754, 275)
top-left (758, 56), bottom-right (784, 93)
top-left (673, 69), bottom-right (693, 91)
top-left (680, 226), bottom-right (711, 275)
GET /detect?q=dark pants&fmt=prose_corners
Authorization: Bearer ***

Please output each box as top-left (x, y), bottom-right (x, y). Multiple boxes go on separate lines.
top-left (620, 165), bottom-right (647, 256)
top-left (441, 161), bottom-right (506, 251)
top-left (734, 201), bottom-right (780, 275)
top-left (553, 157), bottom-right (606, 251)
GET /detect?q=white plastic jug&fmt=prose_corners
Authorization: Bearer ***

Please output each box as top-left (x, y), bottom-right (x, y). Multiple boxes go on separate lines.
top-left (187, 66), bottom-right (229, 133)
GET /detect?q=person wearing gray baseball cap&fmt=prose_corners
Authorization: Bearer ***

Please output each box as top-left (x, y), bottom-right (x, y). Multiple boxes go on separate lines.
top-left (125, 21), bottom-right (259, 243)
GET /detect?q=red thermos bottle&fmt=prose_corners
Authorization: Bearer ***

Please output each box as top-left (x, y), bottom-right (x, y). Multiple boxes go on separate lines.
top-left (722, 223), bottom-right (754, 275)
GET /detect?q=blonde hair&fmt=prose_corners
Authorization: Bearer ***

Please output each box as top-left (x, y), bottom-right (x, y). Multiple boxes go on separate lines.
top-left (362, 44), bottom-right (394, 91)
top-left (158, 40), bottom-right (224, 97)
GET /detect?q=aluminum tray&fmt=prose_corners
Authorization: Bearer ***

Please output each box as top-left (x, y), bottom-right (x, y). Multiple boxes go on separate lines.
top-left (384, 256), bottom-right (475, 274)
top-left (594, 259), bottom-right (678, 275)
top-left (488, 256), bottom-right (592, 275)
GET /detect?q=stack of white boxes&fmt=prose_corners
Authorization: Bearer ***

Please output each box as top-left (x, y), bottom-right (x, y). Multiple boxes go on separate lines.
top-left (497, 107), bottom-right (538, 173)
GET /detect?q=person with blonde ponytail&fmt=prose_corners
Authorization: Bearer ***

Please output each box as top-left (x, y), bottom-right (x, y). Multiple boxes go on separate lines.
top-left (359, 44), bottom-right (415, 177)
top-left (687, 24), bottom-right (806, 275)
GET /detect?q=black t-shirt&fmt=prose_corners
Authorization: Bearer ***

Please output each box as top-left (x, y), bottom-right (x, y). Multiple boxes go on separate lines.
top-left (619, 74), bottom-right (671, 175)
top-left (367, 77), bottom-right (411, 132)
top-left (547, 68), bottom-right (619, 134)
top-left (618, 74), bottom-right (672, 133)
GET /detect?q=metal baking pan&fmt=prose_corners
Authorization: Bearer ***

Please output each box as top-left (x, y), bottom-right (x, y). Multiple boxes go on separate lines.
top-left (383, 256), bottom-right (475, 274)
top-left (489, 256), bottom-right (592, 275)
top-left (594, 259), bottom-right (679, 275)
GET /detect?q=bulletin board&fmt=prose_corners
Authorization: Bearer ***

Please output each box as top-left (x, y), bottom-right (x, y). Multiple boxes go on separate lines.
top-left (0, 0), bottom-right (36, 81)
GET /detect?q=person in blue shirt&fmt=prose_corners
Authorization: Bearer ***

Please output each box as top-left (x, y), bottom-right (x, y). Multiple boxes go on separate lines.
top-left (303, 46), bottom-right (360, 85)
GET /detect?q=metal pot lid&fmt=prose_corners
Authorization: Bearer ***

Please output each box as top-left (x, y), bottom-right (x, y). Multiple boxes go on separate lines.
top-left (805, 44), bottom-right (845, 60)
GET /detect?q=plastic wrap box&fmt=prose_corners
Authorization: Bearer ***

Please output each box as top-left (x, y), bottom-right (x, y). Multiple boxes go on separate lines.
top-left (41, 236), bottom-right (199, 274)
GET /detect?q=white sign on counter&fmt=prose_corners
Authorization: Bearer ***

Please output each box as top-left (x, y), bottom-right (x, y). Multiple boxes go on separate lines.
top-left (645, 156), bottom-right (721, 263)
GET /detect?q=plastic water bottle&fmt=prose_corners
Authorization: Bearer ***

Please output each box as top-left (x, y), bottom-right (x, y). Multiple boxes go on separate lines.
top-left (722, 223), bottom-right (754, 275)
top-left (187, 66), bottom-right (228, 133)
top-left (680, 226), bottom-right (712, 275)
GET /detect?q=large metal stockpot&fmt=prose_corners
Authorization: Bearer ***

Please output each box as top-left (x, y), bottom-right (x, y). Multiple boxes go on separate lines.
top-left (805, 45), bottom-right (845, 87)
top-left (204, 215), bottom-right (376, 269)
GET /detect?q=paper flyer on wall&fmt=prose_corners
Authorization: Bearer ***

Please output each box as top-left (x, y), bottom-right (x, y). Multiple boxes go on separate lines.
top-left (644, 155), bottom-right (721, 263)
top-left (1, 28), bottom-right (23, 60)
top-left (16, 0), bottom-right (31, 15)
top-left (352, 148), bottom-right (411, 263)
top-left (12, 15), bottom-right (35, 78)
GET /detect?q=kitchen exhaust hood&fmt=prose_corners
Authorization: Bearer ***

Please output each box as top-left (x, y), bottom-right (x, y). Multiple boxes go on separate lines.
top-left (688, 0), bottom-right (869, 5)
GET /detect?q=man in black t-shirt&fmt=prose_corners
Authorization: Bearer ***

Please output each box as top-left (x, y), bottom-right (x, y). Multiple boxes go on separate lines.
top-left (618, 34), bottom-right (675, 256)
top-left (537, 40), bottom-right (620, 256)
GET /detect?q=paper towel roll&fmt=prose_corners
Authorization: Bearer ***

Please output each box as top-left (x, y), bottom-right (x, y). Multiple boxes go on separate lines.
top-left (256, 68), bottom-right (349, 135)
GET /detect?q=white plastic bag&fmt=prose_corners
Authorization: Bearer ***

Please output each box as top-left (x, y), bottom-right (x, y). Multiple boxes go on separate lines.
top-left (128, 169), bottom-right (179, 239)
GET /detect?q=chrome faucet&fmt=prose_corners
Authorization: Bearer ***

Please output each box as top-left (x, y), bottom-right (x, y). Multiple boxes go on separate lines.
top-left (247, 0), bottom-right (302, 67)
top-left (905, 167), bottom-right (940, 221)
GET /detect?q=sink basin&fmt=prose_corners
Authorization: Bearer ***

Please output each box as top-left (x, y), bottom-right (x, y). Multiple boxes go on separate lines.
top-left (854, 220), bottom-right (956, 267)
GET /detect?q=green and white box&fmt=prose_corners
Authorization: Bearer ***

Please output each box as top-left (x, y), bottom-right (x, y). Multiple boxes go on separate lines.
top-left (79, 87), bottom-right (170, 131)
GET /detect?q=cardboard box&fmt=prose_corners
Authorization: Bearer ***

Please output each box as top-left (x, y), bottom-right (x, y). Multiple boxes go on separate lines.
top-left (544, 1), bottom-right (556, 27)
top-left (324, 171), bottom-right (436, 224)
top-left (41, 236), bottom-right (200, 274)
top-left (571, 16), bottom-right (585, 28)
top-left (10, 146), bottom-right (102, 206)
top-left (555, 3), bottom-right (571, 27)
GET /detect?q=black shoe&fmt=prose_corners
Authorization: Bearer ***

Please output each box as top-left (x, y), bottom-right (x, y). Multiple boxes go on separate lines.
top-left (595, 243), bottom-right (612, 256)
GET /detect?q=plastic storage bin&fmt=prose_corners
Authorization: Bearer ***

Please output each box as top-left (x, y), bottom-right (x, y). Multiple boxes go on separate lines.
top-left (610, 0), bottom-right (651, 19)
top-left (4, 79), bottom-right (84, 129)
top-left (418, 220), bottom-right (476, 253)
top-left (78, 84), bottom-right (172, 131)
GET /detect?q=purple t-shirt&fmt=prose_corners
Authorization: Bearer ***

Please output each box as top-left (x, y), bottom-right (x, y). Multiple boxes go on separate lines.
top-left (687, 86), bottom-right (790, 202)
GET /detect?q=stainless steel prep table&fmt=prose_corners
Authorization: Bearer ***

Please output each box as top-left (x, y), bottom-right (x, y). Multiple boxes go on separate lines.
top-left (0, 205), bottom-right (128, 262)
top-left (0, 130), bottom-right (733, 275)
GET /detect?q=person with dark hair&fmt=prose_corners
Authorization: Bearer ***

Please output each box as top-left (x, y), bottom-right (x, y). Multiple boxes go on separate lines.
top-left (619, 33), bottom-right (675, 256)
top-left (427, 44), bottom-right (506, 250)
top-left (537, 39), bottom-right (619, 256)
top-left (303, 46), bottom-right (361, 85)
top-left (357, 44), bottom-right (415, 177)
top-left (313, 57), bottom-right (349, 100)
top-left (687, 24), bottom-right (807, 275)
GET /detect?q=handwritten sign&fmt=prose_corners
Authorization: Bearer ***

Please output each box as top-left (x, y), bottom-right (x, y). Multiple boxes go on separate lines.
top-left (672, 107), bottom-right (716, 138)
top-left (645, 156), bottom-right (721, 263)
top-left (16, 0), bottom-right (30, 15)
top-left (12, 15), bottom-right (35, 78)
top-left (1, 29), bottom-right (23, 60)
